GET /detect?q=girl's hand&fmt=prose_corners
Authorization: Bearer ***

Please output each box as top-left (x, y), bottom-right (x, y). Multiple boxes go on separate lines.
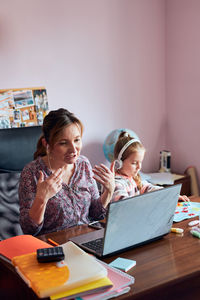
top-left (36, 168), bottom-right (63, 204)
top-left (178, 195), bottom-right (190, 202)
top-left (93, 163), bottom-right (115, 195)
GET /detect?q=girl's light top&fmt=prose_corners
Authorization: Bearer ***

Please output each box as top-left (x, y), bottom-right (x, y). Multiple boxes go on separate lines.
top-left (19, 155), bottom-right (106, 236)
top-left (111, 174), bottom-right (162, 202)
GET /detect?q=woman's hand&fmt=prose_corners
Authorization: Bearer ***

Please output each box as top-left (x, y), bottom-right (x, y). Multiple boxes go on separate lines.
top-left (93, 163), bottom-right (115, 208)
top-left (29, 168), bottom-right (63, 225)
top-left (178, 195), bottom-right (190, 202)
top-left (36, 169), bottom-right (63, 204)
top-left (93, 163), bottom-right (115, 194)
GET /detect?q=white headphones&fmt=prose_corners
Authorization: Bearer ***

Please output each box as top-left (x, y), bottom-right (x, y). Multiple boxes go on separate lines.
top-left (114, 138), bottom-right (140, 170)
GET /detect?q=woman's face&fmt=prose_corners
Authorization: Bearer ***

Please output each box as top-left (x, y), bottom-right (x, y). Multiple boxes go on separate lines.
top-left (50, 123), bottom-right (82, 166)
top-left (119, 150), bottom-right (145, 178)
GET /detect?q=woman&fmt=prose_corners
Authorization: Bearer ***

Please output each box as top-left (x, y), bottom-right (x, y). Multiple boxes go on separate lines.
top-left (19, 108), bottom-right (115, 235)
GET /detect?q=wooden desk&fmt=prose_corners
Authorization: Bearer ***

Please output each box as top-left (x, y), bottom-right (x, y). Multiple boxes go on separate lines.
top-left (1, 198), bottom-right (200, 300)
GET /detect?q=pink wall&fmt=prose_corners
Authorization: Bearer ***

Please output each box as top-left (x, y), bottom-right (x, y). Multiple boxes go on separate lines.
top-left (166, 0), bottom-right (200, 184)
top-left (0, 0), bottom-right (165, 171)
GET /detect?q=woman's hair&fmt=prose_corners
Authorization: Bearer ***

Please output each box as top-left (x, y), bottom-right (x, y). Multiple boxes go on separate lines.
top-left (114, 131), bottom-right (145, 190)
top-left (34, 108), bottom-right (83, 159)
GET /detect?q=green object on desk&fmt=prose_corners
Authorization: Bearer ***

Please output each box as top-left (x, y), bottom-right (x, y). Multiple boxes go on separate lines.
top-left (109, 257), bottom-right (136, 272)
top-left (191, 230), bottom-right (200, 239)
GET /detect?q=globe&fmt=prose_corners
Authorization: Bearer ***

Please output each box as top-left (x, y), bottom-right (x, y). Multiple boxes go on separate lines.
top-left (103, 128), bottom-right (140, 162)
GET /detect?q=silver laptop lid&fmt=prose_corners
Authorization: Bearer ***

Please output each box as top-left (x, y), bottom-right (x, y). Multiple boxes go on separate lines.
top-left (102, 184), bottom-right (181, 256)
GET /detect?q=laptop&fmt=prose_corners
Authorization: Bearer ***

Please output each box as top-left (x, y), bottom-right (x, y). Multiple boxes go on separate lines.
top-left (70, 184), bottom-right (181, 258)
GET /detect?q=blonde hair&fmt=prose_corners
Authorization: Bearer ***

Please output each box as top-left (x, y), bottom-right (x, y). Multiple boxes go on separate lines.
top-left (114, 131), bottom-right (145, 190)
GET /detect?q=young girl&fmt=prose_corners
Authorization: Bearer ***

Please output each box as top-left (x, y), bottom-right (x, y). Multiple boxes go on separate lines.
top-left (111, 131), bottom-right (189, 202)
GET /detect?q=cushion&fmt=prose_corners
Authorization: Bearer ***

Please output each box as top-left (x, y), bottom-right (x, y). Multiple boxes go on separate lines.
top-left (0, 172), bottom-right (23, 240)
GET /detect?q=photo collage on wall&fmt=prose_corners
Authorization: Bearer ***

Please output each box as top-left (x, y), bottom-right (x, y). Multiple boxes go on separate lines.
top-left (0, 87), bottom-right (49, 129)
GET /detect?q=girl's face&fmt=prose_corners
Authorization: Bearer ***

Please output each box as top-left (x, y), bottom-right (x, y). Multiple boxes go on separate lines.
top-left (119, 150), bottom-right (145, 178)
top-left (51, 123), bottom-right (82, 166)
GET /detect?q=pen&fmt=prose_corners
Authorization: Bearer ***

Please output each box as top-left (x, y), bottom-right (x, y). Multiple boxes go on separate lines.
top-left (47, 238), bottom-right (59, 246)
top-left (171, 228), bottom-right (184, 234)
top-left (88, 221), bottom-right (100, 225)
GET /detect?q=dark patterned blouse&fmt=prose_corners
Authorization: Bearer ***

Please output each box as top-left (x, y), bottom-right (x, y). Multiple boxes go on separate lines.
top-left (19, 155), bottom-right (106, 236)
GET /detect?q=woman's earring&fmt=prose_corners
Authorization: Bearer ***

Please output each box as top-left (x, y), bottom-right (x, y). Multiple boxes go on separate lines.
top-left (46, 144), bottom-right (49, 153)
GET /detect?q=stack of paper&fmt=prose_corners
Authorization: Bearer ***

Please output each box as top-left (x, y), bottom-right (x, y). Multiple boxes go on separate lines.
top-left (146, 172), bottom-right (174, 185)
top-left (11, 241), bottom-right (112, 299)
top-left (7, 239), bottom-right (135, 299)
top-left (0, 235), bottom-right (135, 299)
top-left (51, 242), bottom-right (135, 300)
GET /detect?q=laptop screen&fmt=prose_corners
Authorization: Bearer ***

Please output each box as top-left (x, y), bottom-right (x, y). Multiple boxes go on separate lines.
top-left (102, 184), bottom-right (181, 256)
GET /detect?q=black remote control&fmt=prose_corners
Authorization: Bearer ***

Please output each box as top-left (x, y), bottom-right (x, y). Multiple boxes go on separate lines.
top-left (37, 246), bottom-right (65, 263)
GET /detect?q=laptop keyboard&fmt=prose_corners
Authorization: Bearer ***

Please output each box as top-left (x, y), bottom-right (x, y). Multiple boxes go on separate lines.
top-left (82, 238), bottom-right (103, 253)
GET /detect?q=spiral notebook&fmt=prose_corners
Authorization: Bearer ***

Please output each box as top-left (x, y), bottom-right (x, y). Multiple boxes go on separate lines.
top-left (79, 260), bottom-right (134, 300)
